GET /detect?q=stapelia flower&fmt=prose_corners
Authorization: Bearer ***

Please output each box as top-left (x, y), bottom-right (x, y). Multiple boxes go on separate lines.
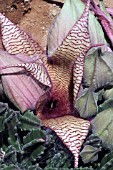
top-left (0, 12), bottom-right (44, 56)
top-left (0, 0), bottom-right (94, 168)
top-left (0, 52), bottom-right (51, 112)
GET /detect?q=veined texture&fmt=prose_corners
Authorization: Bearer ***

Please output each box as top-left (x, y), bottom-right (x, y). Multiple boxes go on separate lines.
top-left (73, 53), bottom-right (85, 103)
top-left (48, 0), bottom-right (91, 61)
top-left (0, 13), bottom-right (43, 56)
top-left (44, 0), bottom-right (91, 108)
top-left (1, 62), bottom-right (52, 88)
top-left (42, 115), bottom-right (90, 168)
top-left (0, 0), bottom-right (91, 168)
top-left (38, 0), bottom-right (91, 167)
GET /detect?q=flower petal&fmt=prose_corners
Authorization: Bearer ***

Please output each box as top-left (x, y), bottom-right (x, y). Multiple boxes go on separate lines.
top-left (73, 53), bottom-right (85, 103)
top-left (0, 51), bottom-right (51, 112)
top-left (1, 62), bottom-right (52, 88)
top-left (47, 0), bottom-right (91, 59)
top-left (0, 13), bottom-right (43, 56)
top-left (42, 115), bottom-right (90, 168)
top-left (47, 0), bottom-right (106, 57)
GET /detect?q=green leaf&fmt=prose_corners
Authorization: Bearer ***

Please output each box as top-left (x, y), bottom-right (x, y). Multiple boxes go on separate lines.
top-left (21, 157), bottom-right (32, 168)
top-left (30, 145), bottom-right (45, 161)
top-left (80, 134), bottom-right (102, 164)
top-left (4, 146), bottom-right (17, 164)
top-left (93, 52), bottom-right (113, 89)
top-left (23, 129), bottom-right (45, 145)
top-left (93, 55), bottom-right (113, 89)
top-left (84, 49), bottom-right (113, 90)
top-left (0, 117), bottom-right (5, 132)
top-left (91, 108), bottom-right (113, 150)
top-left (98, 99), bottom-right (113, 112)
top-left (98, 151), bottom-right (113, 170)
top-left (47, 0), bottom-right (106, 56)
top-left (101, 52), bottom-right (113, 72)
top-left (23, 129), bottom-right (45, 151)
top-left (28, 164), bottom-right (43, 170)
top-left (1, 165), bottom-right (21, 170)
top-left (84, 49), bottom-right (97, 87)
top-left (84, 134), bottom-right (102, 148)
top-left (80, 145), bottom-right (100, 164)
top-left (45, 152), bottom-right (68, 169)
top-left (20, 111), bottom-right (41, 131)
top-left (0, 102), bottom-right (8, 115)
top-left (75, 88), bottom-right (98, 118)
top-left (4, 112), bottom-right (21, 150)
top-left (104, 88), bottom-right (113, 100)
top-left (76, 168), bottom-right (93, 170)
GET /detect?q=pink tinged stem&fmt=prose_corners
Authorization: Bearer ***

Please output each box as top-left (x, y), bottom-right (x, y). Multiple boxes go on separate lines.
top-left (101, 20), bottom-right (113, 46)
top-left (106, 8), bottom-right (113, 17)
top-left (91, 1), bottom-right (113, 24)
top-left (0, 63), bottom-right (52, 88)
top-left (91, 1), bottom-right (113, 46)
top-left (0, 13), bottom-right (44, 56)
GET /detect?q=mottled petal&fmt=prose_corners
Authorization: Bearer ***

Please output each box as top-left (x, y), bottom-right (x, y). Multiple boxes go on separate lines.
top-left (47, 0), bottom-right (106, 57)
top-left (73, 53), bottom-right (85, 104)
top-left (0, 51), bottom-right (50, 112)
top-left (48, 0), bottom-right (91, 61)
top-left (0, 30), bottom-right (4, 50)
top-left (0, 13), bottom-right (43, 56)
top-left (40, 0), bottom-right (91, 113)
top-left (1, 62), bottom-right (52, 88)
top-left (42, 115), bottom-right (90, 168)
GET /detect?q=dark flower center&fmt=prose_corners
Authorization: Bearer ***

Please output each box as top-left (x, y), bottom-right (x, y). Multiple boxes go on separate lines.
top-left (46, 98), bottom-right (58, 110)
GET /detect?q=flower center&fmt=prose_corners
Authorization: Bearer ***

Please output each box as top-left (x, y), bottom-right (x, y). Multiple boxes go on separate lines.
top-left (46, 98), bottom-right (58, 111)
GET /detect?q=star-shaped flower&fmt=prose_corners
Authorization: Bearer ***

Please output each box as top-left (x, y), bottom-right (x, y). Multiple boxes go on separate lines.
top-left (0, 0), bottom-right (92, 167)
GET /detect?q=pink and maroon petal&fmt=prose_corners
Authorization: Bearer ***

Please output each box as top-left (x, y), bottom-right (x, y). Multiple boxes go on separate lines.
top-left (41, 0), bottom-right (91, 112)
top-left (49, 0), bottom-right (91, 61)
top-left (0, 2), bottom-right (92, 168)
top-left (1, 62), bottom-right (52, 88)
top-left (42, 115), bottom-right (90, 168)
top-left (0, 51), bottom-right (50, 112)
top-left (0, 13), bottom-right (43, 56)
top-left (73, 53), bottom-right (85, 103)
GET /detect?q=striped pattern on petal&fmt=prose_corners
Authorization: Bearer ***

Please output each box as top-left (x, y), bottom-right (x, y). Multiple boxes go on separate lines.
top-left (48, 0), bottom-right (91, 61)
top-left (1, 61), bottom-right (52, 88)
top-left (0, 52), bottom-right (50, 112)
top-left (0, 13), bottom-right (43, 56)
top-left (44, 0), bottom-right (91, 108)
top-left (73, 53), bottom-right (85, 104)
top-left (42, 115), bottom-right (90, 168)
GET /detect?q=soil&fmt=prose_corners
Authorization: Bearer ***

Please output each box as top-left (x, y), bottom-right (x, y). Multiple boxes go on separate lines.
top-left (0, 0), bottom-right (113, 49)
